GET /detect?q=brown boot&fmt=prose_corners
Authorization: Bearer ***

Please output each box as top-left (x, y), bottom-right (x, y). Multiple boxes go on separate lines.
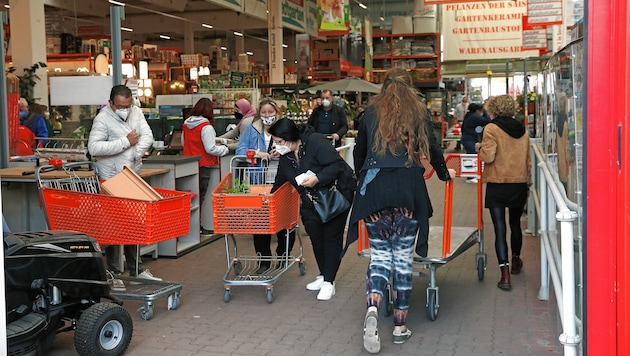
top-left (511, 255), bottom-right (523, 274)
top-left (497, 265), bottom-right (512, 291)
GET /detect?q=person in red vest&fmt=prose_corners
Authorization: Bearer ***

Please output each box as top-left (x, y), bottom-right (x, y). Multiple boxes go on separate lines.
top-left (182, 97), bottom-right (229, 235)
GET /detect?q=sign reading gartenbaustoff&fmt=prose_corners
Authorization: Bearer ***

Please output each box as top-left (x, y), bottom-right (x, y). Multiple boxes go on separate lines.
top-left (442, 1), bottom-right (541, 61)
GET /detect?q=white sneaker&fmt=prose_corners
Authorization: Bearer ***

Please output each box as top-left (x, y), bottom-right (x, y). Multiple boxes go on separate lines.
top-left (466, 178), bottom-right (479, 184)
top-left (138, 270), bottom-right (162, 281)
top-left (306, 275), bottom-right (324, 291)
top-left (363, 306), bottom-right (380, 353)
top-left (316, 281), bottom-right (335, 300)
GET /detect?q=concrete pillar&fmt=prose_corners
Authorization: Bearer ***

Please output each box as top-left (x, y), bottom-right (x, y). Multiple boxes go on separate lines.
top-left (9, 0), bottom-right (48, 106)
top-left (235, 33), bottom-right (245, 57)
top-left (184, 21), bottom-right (195, 54)
top-left (267, 0), bottom-right (284, 84)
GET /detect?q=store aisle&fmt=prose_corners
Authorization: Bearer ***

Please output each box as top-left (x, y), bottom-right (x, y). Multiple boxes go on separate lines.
top-left (45, 176), bottom-right (561, 356)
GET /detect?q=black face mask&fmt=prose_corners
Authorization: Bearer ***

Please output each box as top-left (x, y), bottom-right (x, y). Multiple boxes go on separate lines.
top-left (234, 112), bottom-right (243, 121)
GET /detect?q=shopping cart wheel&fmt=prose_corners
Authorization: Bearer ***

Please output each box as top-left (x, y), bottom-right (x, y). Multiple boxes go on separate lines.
top-left (233, 261), bottom-right (243, 276)
top-left (477, 257), bottom-right (485, 281)
top-left (167, 293), bottom-right (181, 310)
top-left (266, 288), bottom-right (274, 303)
top-left (139, 303), bottom-right (154, 321)
top-left (298, 261), bottom-right (307, 276)
top-left (224, 289), bottom-right (232, 303)
top-left (384, 284), bottom-right (393, 317)
top-left (427, 289), bottom-right (439, 321)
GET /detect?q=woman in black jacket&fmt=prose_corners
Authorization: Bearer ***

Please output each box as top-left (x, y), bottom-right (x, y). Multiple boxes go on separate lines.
top-left (348, 68), bottom-right (455, 353)
top-left (269, 119), bottom-right (355, 301)
top-left (461, 103), bottom-right (491, 183)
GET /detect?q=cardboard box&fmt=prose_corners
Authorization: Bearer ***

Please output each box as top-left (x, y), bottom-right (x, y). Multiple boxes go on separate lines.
top-left (392, 16), bottom-right (413, 34)
top-left (101, 166), bottom-right (163, 201)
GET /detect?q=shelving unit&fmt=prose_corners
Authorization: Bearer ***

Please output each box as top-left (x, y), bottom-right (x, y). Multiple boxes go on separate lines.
top-left (369, 33), bottom-right (440, 85)
top-left (142, 156), bottom-right (201, 257)
top-left (310, 36), bottom-right (344, 82)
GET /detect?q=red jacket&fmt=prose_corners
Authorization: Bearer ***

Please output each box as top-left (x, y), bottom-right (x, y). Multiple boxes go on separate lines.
top-left (183, 122), bottom-right (219, 167)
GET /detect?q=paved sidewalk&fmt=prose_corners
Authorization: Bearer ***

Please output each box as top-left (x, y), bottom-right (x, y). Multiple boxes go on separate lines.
top-left (47, 171), bottom-right (562, 355)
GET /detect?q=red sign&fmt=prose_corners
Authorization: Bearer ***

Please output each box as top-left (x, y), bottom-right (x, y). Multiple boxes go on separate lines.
top-left (425, 0), bottom-right (491, 4)
top-left (77, 25), bottom-right (103, 36)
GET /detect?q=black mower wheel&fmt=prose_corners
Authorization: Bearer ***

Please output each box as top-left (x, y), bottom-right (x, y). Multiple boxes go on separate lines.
top-left (74, 303), bottom-right (133, 356)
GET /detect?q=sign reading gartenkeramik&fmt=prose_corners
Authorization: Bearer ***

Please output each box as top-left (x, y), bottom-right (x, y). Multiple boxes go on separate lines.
top-left (442, 1), bottom-right (541, 61)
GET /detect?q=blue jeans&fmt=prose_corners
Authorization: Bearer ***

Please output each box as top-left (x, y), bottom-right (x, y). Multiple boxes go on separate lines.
top-left (365, 208), bottom-right (419, 311)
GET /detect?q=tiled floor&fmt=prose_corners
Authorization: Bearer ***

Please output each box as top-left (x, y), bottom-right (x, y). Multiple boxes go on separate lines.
top-left (45, 151), bottom-right (562, 355)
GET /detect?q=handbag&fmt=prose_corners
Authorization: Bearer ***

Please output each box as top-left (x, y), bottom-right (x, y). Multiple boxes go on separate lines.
top-left (308, 184), bottom-right (350, 223)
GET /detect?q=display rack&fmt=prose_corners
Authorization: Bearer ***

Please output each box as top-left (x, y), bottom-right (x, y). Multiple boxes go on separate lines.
top-left (370, 33), bottom-right (440, 85)
top-left (310, 36), bottom-right (344, 81)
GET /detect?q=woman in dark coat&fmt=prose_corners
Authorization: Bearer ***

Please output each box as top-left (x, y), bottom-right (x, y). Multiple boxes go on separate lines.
top-left (269, 119), bottom-right (355, 301)
top-left (347, 68), bottom-right (454, 353)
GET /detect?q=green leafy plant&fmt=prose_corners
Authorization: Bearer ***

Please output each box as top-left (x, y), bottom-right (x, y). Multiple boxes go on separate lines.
top-left (222, 179), bottom-right (249, 193)
top-left (7, 61), bottom-right (48, 106)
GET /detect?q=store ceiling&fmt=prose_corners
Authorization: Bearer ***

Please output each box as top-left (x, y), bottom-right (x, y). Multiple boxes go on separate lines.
top-left (5, 0), bottom-right (409, 46)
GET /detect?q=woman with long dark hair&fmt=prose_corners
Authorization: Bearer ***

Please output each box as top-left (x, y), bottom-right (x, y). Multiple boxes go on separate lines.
top-left (348, 68), bottom-right (454, 353)
top-left (269, 118), bottom-right (356, 301)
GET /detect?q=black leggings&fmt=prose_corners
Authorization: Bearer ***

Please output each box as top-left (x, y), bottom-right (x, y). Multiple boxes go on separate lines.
top-left (488, 206), bottom-right (524, 265)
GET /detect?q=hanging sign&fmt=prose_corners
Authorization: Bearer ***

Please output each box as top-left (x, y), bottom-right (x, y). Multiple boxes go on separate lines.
top-left (317, 0), bottom-right (350, 36)
top-left (526, 0), bottom-right (562, 26)
top-left (305, 0), bottom-right (319, 36)
top-left (522, 16), bottom-right (547, 50)
top-left (442, 1), bottom-right (540, 61)
top-left (206, 0), bottom-right (244, 12)
top-left (282, 0), bottom-right (307, 32)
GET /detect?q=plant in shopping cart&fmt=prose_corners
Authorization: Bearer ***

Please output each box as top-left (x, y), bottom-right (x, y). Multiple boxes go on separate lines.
top-left (222, 178), bottom-right (250, 194)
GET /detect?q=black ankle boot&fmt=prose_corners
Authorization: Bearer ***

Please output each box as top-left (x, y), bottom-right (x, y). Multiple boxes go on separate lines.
top-left (511, 255), bottom-right (523, 274)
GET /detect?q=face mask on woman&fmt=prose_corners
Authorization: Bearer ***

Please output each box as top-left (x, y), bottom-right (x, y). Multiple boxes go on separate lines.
top-left (274, 144), bottom-right (291, 156)
top-left (261, 115), bottom-right (276, 126)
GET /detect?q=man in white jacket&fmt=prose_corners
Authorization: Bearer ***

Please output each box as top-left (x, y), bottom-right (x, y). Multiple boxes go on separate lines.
top-left (88, 85), bottom-right (161, 283)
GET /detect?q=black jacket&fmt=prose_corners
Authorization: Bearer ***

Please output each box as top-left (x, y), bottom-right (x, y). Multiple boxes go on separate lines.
top-left (307, 104), bottom-right (348, 147)
top-left (461, 111), bottom-right (491, 143)
top-left (272, 124), bottom-right (356, 212)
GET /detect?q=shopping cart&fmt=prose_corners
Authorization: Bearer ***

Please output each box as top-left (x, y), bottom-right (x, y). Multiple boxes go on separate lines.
top-left (212, 154), bottom-right (305, 303)
top-left (36, 161), bottom-right (192, 320)
top-left (357, 153), bottom-right (486, 321)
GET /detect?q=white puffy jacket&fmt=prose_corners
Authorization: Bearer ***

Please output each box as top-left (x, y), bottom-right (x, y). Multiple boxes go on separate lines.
top-left (88, 105), bottom-right (153, 180)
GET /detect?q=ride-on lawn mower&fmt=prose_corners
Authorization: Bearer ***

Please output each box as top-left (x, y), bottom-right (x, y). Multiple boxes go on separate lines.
top-left (5, 230), bottom-right (133, 355)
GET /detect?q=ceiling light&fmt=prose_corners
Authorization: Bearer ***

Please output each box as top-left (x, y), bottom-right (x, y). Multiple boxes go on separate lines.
top-left (160, 35), bottom-right (171, 40)
top-left (108, 0), bottom-right (126, 6)
top-left (282, 44), bottom-right (288, 48)
top-left (220, 46), bottom-right (227, 50)
top-left (246, 51), bottom-right (253, 56)
top-left (201, 23), bottom-right (213, 29)
top-left (283, 58), bottom-right (287, 62)
top-left (358, 2), bottom-right (367, 9)
top-left (121, 27), bottom-right (133, 32)
top-left (380, 16), bottom-right (385, 21)
top-left (234, 31), bottom-right (243, 37)
top-left (4, 4), bottom-right (9, 8)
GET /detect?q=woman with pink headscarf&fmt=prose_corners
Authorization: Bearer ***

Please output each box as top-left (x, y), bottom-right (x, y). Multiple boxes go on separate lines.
top-left (218, 98), bottom-right (257, 151)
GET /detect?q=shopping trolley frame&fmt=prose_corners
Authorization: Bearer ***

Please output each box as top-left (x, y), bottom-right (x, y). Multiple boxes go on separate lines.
top-left (357, 153), bottom-right (486, 321)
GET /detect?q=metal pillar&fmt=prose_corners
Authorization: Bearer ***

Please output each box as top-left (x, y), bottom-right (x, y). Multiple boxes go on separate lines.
top-left (110, 5), bottom-right (125, 86)
top-left (0, 11), bottom-right (9, 168)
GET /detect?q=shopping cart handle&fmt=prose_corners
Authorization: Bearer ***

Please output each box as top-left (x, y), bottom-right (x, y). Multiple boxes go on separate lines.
top-left (22, 170), bottom-right (36, 176)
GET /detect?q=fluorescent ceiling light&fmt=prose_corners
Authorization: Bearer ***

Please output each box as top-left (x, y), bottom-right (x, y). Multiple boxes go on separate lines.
top-left (234, 31), bottom-right (243, 37)
top-left (282, 44), bottom-right (288, 48)
top-left (358, 2), bottom-right (367, 9)
top-left (160, 35), bottom-right (171, 40)
top-left (246, 51), bottom-right (253, 56)
top-left (283, 58), bottom-right (287, 62)
top-left (121, 27), bottom-right (133, 32)
top-left (202, 23), bottom-right (213, 29)
top-left (220, 46), bottom-right (227, 50)
top-left (4, 4), bottom-right (9, 8)
top-left (109, 0), bottom-right (126, 6)
top-left (380, 16), bottom-right (385, 21)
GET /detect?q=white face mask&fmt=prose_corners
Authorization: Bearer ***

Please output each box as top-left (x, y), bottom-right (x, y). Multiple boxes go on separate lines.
top-left (275, 144), bottom-right (291, 156)
top-left (261, 115), bottom-right (276, 126)
top-left (115, 108), bottom-right (129, 120)
top-left (322, 99), bottom-right (331, 107)
top-left (44, 111), bottom-right (50, 119)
